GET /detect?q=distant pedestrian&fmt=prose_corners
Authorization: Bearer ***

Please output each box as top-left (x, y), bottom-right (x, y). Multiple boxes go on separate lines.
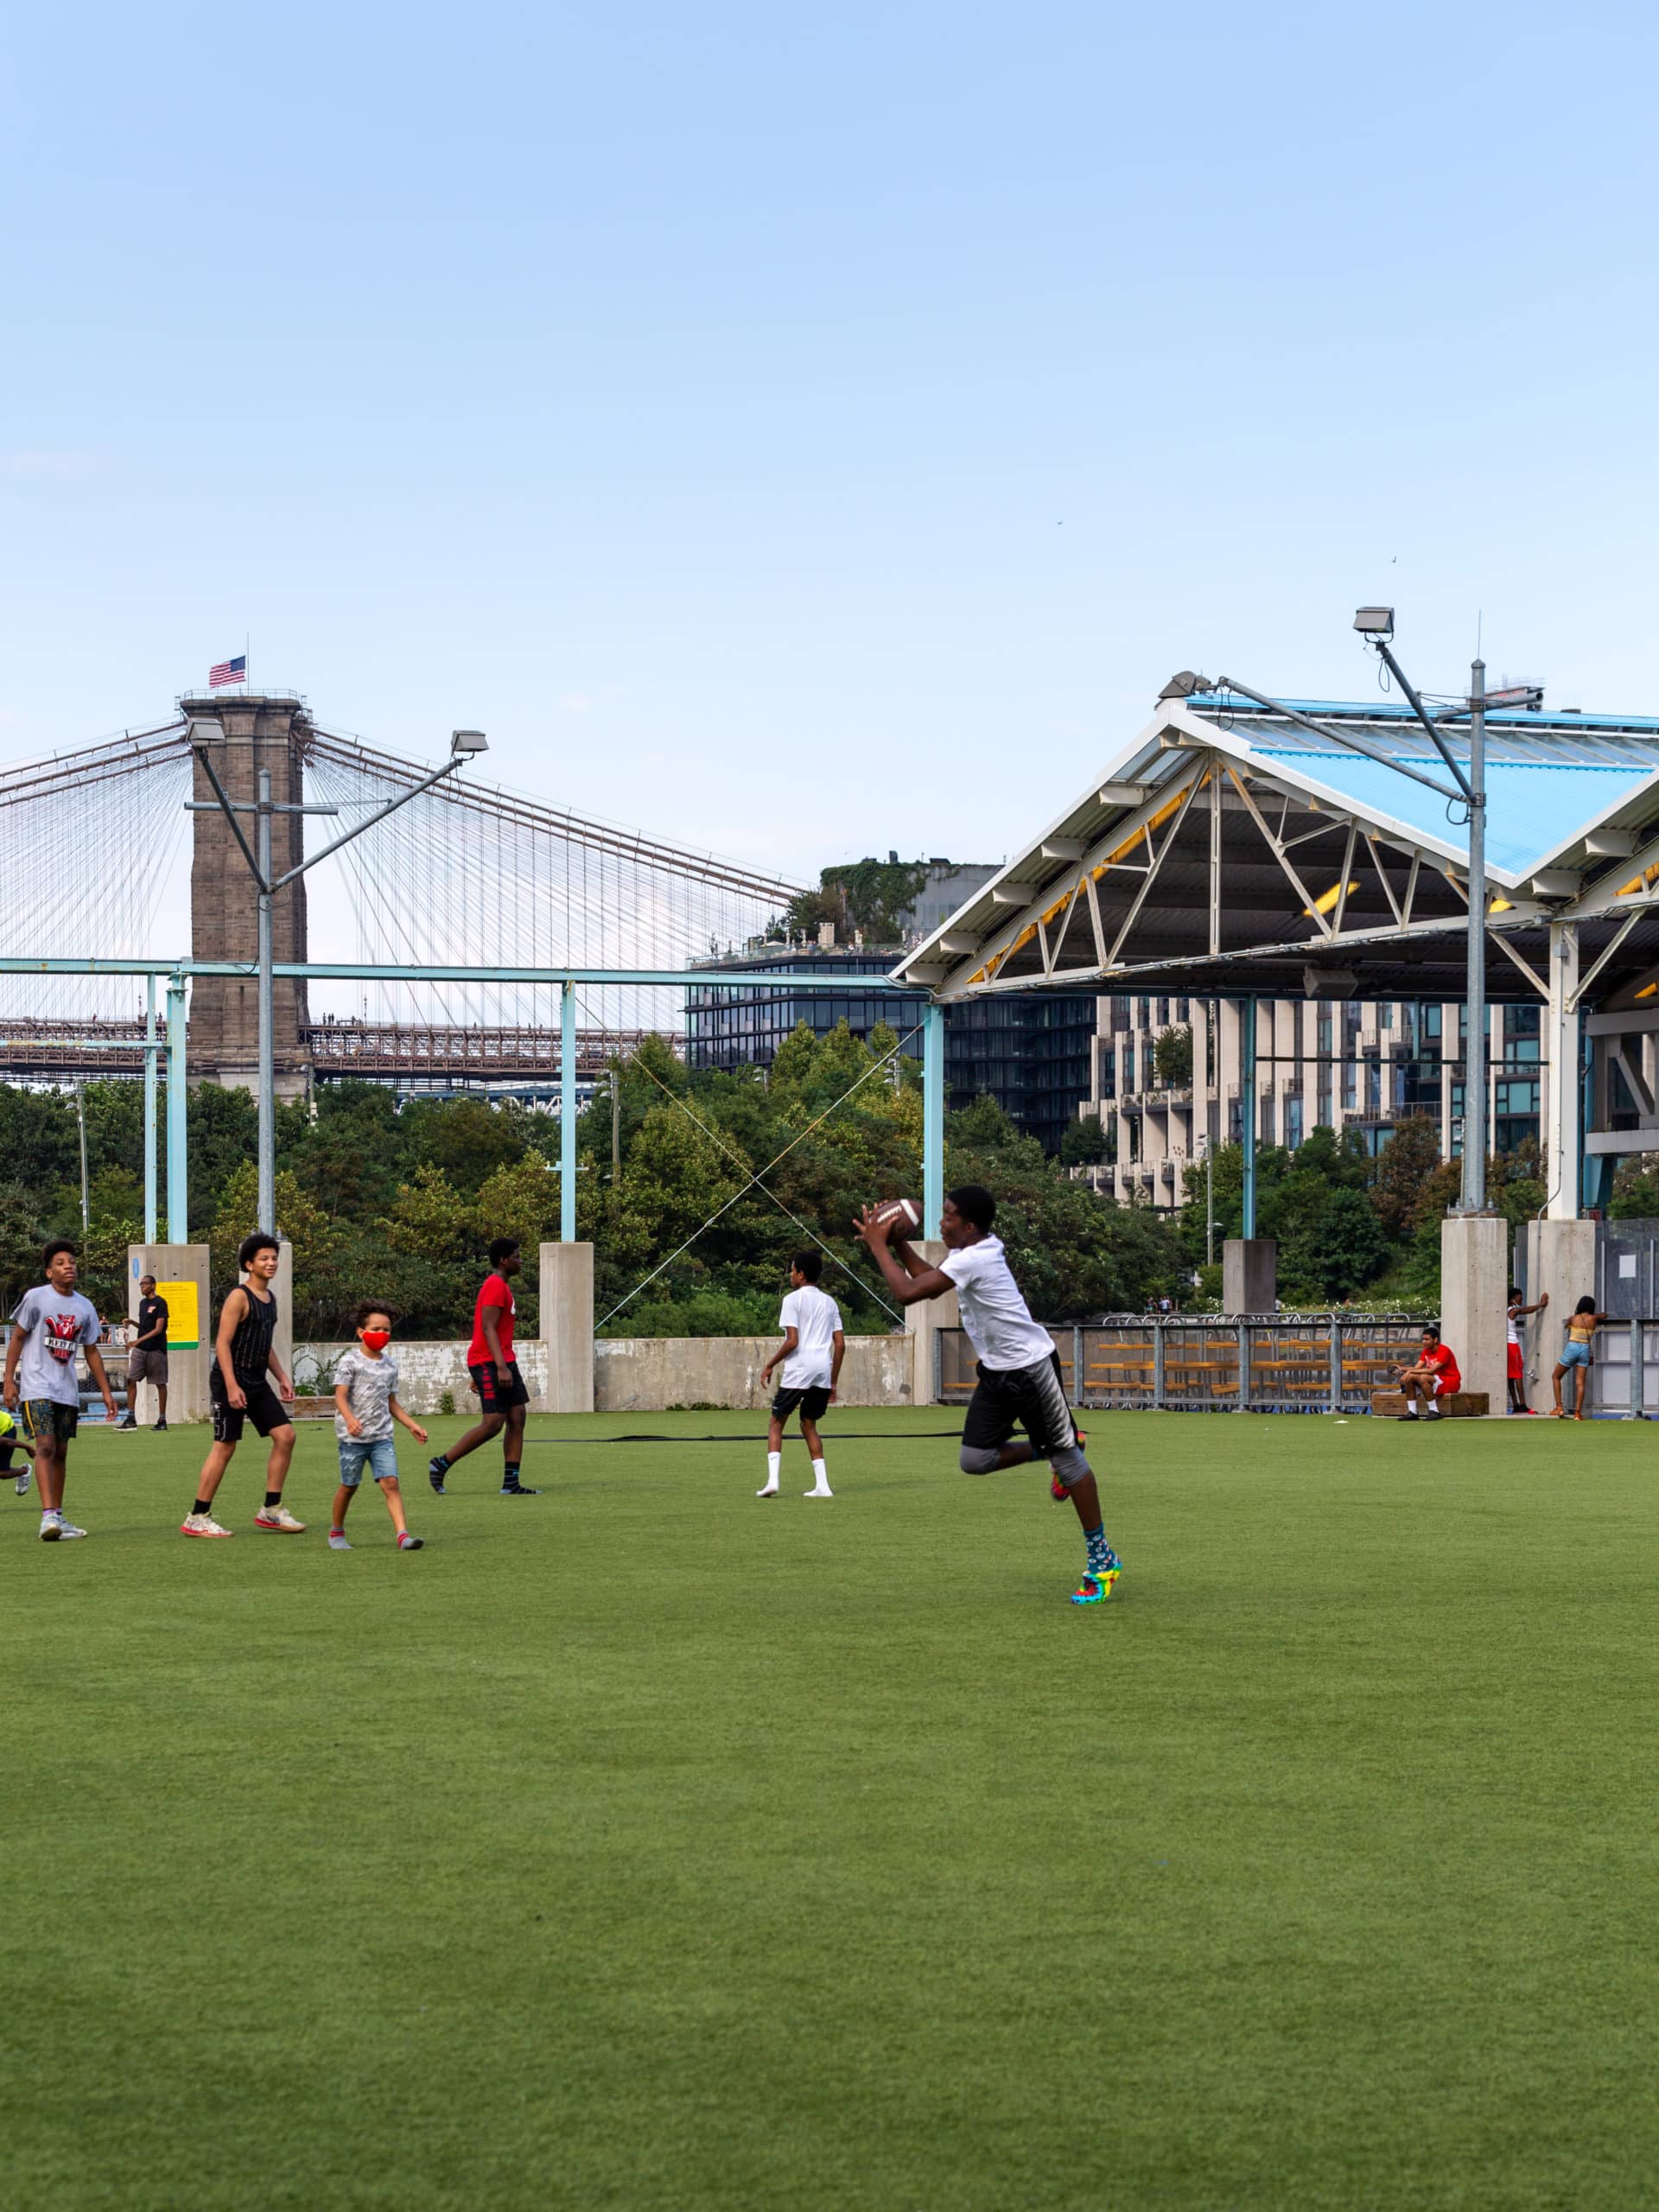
top-left (428, 1237), bottom-right (538, 1497)
top-left (1506, 1284), bottom-right (1548, 1414)
top-left (119, 1274), bottom-right (169, 1430)
top-left (1550, 1297), bottom-right (1611, 1421)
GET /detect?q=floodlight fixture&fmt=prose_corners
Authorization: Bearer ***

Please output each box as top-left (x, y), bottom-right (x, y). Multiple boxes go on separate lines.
top-left (1158, 671), bottom-right (1211, 701)
top-left (450, 728), bottom-right (489, 755)
top-left (185, 716), bottom-right (224, 747)
top-left (1352, 606), bottom-right (1395, 639)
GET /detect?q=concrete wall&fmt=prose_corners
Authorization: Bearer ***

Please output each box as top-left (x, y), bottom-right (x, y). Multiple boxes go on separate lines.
top-left (291, 1333), bottom-right (914, 1415)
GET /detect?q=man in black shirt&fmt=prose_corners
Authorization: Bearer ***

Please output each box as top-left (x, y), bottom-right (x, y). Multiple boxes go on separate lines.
top-left (119, 1274), bottom-right (169, 1431)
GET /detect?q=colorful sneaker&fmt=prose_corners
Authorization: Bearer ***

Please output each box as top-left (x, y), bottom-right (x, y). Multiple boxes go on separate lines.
top-left (181, 1511), bottom-right (232, 1538)
top-left (253, 1504), bottom-right (307, 1533)
top-left (1070, 1564), bottom-right (1122, 1605)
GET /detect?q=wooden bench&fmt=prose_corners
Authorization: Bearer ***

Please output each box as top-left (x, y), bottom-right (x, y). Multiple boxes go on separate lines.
top-left (1370, 1389), bottom-right (1490, 1419)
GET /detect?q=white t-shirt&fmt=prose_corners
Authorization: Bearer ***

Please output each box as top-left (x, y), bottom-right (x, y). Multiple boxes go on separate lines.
top-left (1507, 1306), bottom-right (1522, 1347)
top-left (779, 1286), bottom-right (842, 1388)
top-left (938, 1235), bottom-right (1055, 1373)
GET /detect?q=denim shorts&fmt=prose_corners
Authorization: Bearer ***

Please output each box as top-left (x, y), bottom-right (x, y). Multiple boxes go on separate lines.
top-left (337, 1436), bottom-right (398, 1486)
top-left (1560, 1341), bottom-right (1592, 1370)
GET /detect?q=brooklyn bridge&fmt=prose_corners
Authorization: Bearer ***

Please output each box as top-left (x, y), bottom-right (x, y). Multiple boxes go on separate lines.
top-left (0, 689), bottom-right (807, 1092)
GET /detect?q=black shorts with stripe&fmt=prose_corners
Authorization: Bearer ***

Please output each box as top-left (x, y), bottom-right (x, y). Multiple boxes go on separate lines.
top-left (210, 1378), bottom-right (290, 1445)
top-left (961, 1351), bottom-right (1076, 1460)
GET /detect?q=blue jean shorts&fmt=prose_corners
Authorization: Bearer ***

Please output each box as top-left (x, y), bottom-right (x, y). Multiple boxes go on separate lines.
top-left (1560, 1341), bottom-right (1592, 1370)
top-left (338, 1436), bottom-right (398, 1486)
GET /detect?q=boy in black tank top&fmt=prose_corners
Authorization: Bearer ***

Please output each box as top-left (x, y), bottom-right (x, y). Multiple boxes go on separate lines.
top-left (181, 1233), bottom-right (303, 1539)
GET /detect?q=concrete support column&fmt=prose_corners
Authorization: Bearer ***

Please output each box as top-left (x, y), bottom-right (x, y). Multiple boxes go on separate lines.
top-left (1520, 1216), bottom-right (1596, 1408)
top-left (1222, 1238), bottom-right (1276, 1315)
top-left (270, 1240), bottom-right (295, 1384)
top-left (538, 1240), bottom-right (594, 1412)
top-left (904, 1238), bottom-right (958, 1405)
top-left (1440, 1213), bottom-right (1507, 1414)
top-left (127, 1243), bottom-right (212, 1423)
top-left (1546, 922), bottom-right (1582, 1222)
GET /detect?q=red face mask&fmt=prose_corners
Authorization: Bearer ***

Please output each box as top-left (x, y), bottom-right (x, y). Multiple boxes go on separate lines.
top-left (360, 1329), bottom-right (391, 1353)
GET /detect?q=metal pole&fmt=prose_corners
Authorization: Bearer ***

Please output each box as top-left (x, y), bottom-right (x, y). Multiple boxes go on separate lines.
top-left (560, 978), bottom-right (577, 1241)
top-left (257, 768), bottom-right (275, 1235)
top-left (1240, 999), bottom-right (1257, 1238)
top-left (74, 1079), bottom-right (89, 1230)
top-left (1205, 1135), bottom-right (1215, 1266)
top-left (611, 1059), bottom-right (621, 1182)
top-left (143, 975), bottom-right (157, 1244)
top-left (166, 974), bottom-right (188, 1243)
top-left (923, 1001), bottom-right (946, 1236)
top-left (1461, 658), bottom-right (1487, 1210)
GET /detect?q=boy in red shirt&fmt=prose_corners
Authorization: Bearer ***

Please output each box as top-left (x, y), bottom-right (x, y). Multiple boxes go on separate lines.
top-left (427, 1237), bottom-right (538, 1496)
top-left (1395, 1325), bottom-right (1461, 1421)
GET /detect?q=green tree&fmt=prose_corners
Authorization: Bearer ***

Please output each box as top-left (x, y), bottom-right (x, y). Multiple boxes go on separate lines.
top-left (1370, 1116), bottom-right (1446, 1238)
top-left (1153, 1026), bottom-right (1193, 1086)
top-left (1059, 1116), bottom-right (1110, 1167)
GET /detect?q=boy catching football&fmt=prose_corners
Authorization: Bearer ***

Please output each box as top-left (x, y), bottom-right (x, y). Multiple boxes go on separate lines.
top-left (855, 1186), bottom-right (1122, 1604)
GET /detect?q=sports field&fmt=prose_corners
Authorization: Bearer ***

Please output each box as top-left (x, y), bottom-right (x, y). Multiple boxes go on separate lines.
top-left (4, 1407), bottom-right (1658, 2210)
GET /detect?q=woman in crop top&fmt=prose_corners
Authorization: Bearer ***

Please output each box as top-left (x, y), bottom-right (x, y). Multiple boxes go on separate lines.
top-left (1550, 1296), bottom-right (1613, 1421)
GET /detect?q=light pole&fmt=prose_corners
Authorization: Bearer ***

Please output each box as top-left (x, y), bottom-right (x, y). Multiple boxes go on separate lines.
top-left (188, 723), bottom-right (489, 1233)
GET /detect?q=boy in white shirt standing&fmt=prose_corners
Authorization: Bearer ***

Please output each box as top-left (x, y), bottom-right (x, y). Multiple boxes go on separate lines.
top-left (856, 1184), bottom-right (1122, 1605)
top-left (329, 1303), bottom-right (430, 1551)
top-left (757, 1252), bottom-right (844, 1498)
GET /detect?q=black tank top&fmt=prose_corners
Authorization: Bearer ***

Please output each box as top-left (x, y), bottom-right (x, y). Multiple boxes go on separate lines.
top-left (219, 1284), bottom-right (277, 1387)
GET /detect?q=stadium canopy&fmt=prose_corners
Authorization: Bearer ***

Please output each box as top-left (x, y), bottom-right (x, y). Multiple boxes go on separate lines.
top-left (894, 688), bottom-right (1659, 1016)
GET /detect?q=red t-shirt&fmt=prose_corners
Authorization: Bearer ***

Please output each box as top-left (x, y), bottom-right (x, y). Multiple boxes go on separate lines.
top-left (468, 1273), bottom-right (515, 1366)
top-left (1424, 1344), bottom-right (1461, 1394)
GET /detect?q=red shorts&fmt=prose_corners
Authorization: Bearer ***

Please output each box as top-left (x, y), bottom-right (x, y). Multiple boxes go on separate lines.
top-left (1507, 1344), bottom-right (1523, 1381)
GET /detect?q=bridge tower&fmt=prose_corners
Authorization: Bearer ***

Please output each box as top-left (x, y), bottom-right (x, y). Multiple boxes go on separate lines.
top-left (181, 693), bottom-right (313, 1096)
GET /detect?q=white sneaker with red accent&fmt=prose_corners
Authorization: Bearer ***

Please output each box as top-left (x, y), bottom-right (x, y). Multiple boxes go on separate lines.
top-left (181, 1511), bottom-right (232, 1538)
top-left (253, 1504), bottom-right (307, 1533)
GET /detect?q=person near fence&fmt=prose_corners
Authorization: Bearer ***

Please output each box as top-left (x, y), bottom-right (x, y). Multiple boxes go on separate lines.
top-left (1393, 1325), bottom-right (1461, 1420)
top-left (1506, 1285), bottom-right (1548, 1415)
top-left (855, 1185), bottom-right (1123, 1605)
top-left (1550, 1297), bottom-right (1612, 1421)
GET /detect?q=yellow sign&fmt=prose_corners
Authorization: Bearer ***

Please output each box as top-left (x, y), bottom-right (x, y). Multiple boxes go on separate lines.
top-left (156, 1280), bottom-right (200, 1351)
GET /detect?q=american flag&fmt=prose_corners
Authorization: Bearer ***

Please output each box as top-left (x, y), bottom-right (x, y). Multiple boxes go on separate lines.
top-left (208, 654), bottom-right (246, 689)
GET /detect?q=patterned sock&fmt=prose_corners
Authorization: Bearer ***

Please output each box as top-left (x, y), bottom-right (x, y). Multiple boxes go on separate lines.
top-left (1083, 1523), bottom-right (1117, 1575)
top-left (502, 1464), bottom-right (522, 1489)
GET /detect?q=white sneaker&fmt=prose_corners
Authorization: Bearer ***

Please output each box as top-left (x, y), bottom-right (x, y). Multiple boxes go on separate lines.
top-left (54, 1520), bottom-right (87, 1540)
top-left (253, 1503), bottom-right (307, 1533)
top-left (15, 1466), bottom-right (31, 1497)
top-left (328, 1531), bottom-right (352, 1550)
top-left (181, 1511), bottom-right (233, 1539)
top-left (39, 1515), bottom-right (60, 1542)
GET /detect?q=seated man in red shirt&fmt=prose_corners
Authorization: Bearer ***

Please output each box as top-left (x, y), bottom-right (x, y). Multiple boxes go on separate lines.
top-left (1394, 1325), bottom-right (1461, 1421)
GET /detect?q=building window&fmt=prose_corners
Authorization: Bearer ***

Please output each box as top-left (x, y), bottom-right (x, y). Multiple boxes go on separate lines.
top-left (1286, 1096), bottom-right (1304, 1150)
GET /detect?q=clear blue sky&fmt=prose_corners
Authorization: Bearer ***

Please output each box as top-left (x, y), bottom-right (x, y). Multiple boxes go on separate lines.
top-left (4, 2), bottom-right (1656, 884)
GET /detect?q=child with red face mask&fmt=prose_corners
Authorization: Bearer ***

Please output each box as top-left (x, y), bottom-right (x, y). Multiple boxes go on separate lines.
top-left (329, 1303), bottom-right (429, 1551)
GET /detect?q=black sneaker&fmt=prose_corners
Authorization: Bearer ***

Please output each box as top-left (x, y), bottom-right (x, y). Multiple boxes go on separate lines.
top-left (428, 1458), bottom-right (448, 1494)
top-left (500, 1480), bottom-right (540, 1496)
top-left (118, 1416), bottom-right (137, 1430)
top-left (153, 1420), bottom-right (168, 1432)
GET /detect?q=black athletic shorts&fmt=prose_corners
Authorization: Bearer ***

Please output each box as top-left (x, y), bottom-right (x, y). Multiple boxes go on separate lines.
top-left (771, 1383), bottom-right (831, 1423)
top-left (210, 1378), bottom-right (290, 1445)
top-left (961, 1351), bottom-right (1075, 1459)
top-left (469, 1359), bottom-right (531, 1412)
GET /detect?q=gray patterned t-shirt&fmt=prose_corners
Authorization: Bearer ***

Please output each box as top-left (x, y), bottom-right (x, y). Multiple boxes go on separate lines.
top-left (334, 1348), bottom-right (397, 1443)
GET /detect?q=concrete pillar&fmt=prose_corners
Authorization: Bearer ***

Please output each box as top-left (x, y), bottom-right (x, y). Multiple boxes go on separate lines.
top-left (1222, 1238), bottom-right (1276, 1314)
top-left (904, 1238), bottom-right (959, 1404)
top-left (1520, 1216), bottom-right (1596, 1408)
top-left (270, 1239), bottom-right (295, 1383)
top-left (1440, 1213), bottom-right (1508, 1413)
top-left (538, 1240), bottom-right (594, 1412)
top-left (127, 1243), bottom-right (213, 1423)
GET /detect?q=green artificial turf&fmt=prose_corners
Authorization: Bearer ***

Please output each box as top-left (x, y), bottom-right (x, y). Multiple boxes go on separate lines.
top-left (3, 1407), bottom-right (1659, 2210)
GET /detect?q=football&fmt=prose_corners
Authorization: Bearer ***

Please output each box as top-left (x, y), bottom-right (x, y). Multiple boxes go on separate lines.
top-left (869, 1197), bottom-right (923, 1237)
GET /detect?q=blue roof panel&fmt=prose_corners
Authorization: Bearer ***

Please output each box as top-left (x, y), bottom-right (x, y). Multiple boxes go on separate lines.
top-left (1250, 749), bottom-right (1654, 877)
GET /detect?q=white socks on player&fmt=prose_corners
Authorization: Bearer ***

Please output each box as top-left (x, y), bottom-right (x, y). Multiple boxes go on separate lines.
top-left (805, 1459), bottom-right (832, 1498)
top-left (757, 1452), bottom-right (781, 1497)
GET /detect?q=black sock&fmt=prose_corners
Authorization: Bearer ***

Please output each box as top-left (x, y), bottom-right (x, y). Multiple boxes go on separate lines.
top-left (194, 1497), bottom-right (213, 1516)
top-left (264, 1491), bottom-right (282, 1510)
top-left (503, 1464), bottom-right (521, 1488)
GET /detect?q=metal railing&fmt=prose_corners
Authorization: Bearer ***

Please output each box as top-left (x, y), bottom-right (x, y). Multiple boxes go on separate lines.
top-left (938, 1314), bottom-right (1433, 1414)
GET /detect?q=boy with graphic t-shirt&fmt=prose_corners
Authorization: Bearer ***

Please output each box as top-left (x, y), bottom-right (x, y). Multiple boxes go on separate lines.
top-left (856, 1185), bottom-right (1122, 1605)
top-left (757, 1251), bottom-right (844, 1498)
top-left (428, 1237), bottom-right (538, 1497)
top-left (328, 1302), bottom-right (429, 1551)
top-left (3, 1238), bottom-right (118, 1541)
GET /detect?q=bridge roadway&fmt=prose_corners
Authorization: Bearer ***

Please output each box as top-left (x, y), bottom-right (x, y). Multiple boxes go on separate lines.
top-left (0, 1016), bottom-right (658, 1084)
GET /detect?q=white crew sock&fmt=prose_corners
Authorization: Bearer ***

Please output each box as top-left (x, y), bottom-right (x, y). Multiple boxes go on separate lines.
top-left (806, 1459), bottom-right (832, 1497)
top-left (757, 1452), bottom-right (781, 1497)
